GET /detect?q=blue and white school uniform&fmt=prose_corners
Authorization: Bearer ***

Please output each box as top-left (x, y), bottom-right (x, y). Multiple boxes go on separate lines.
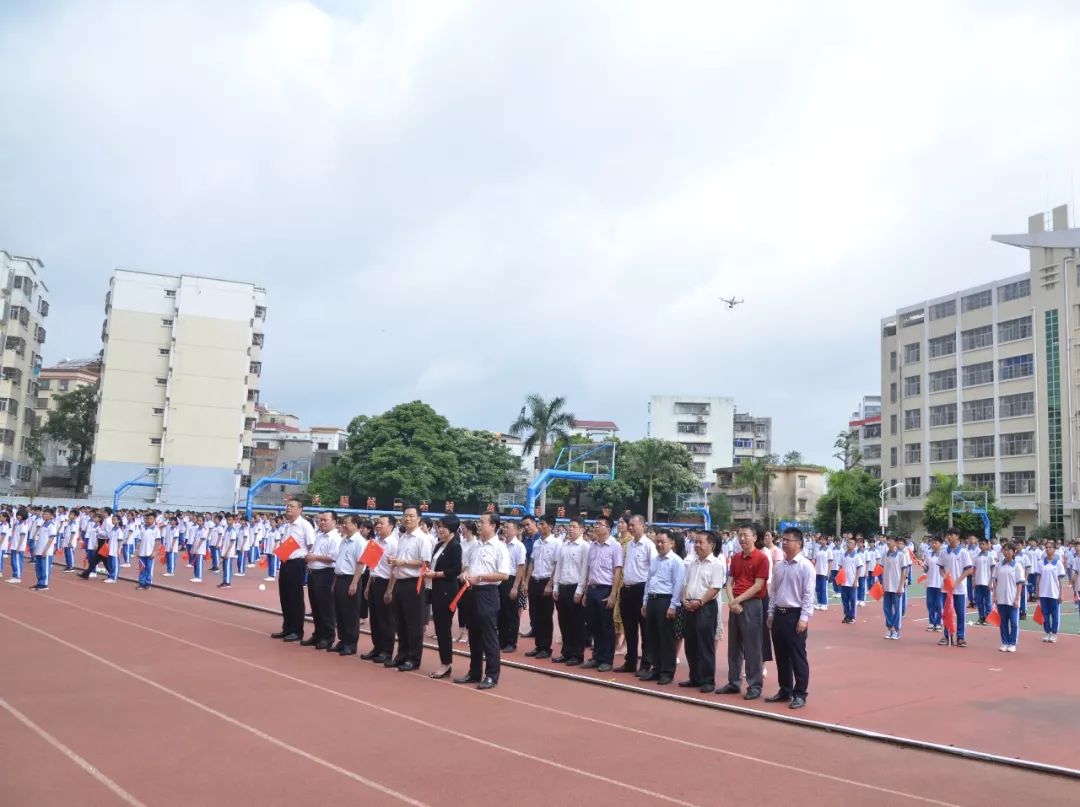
top-left (992, 560), bottom-right (1023, 649)
top-left (1036, 557), bottom-right (1067, 639)
top-left (104, 525), bottom-right (121, 581)
top-left (972, 551), bottom-right (995, 621)
top-left (1016, 552), bottom-right (1032, 616)
top-left (59, 517), bottom-right (79, 571)
top-left (880, 549), bottom-right (905, 637)
top-left (219, 526), bottom-right (239, 586)
top-left (136, 525), bottom-right (159, 587)
top-left (838, 551), bottom-right (863, 620)
top-left (188, 526), bottom-right (208, 582)
top-left (0, 520), bottom-right (10, 579)
top-left (31, 519), bottom-right (58, 589)
top-left (262, 523), bottom-right (280, 580)
top-left (162, 524), bottom-right (180, 576)
top-left (812, 546), bottom-right (831, 608)
top-left (8, 519), bottom-right (29, 581)
top-left (924, 548), bottom-right (944, 628)
top-left (938, 546), bottom-right (973, 641)
top-left (209, 521), bottom-right (224, 571)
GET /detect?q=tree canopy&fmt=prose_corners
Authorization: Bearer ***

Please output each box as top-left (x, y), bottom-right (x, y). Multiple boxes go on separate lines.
top-left (922, 473), bottom-right (1012, 537)
top-left (44, 382), bottom-right (98, 491)
top-left (507, 394), bottom-right (575, 469)
top-left (813, 468), bottom-right (882, 536)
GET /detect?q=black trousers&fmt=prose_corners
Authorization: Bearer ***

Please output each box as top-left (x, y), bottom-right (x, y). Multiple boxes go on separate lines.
top-left (368, 576), bottom-right (396, 655)
top-left (307, 568), bottom-right (336, 643)
top-left (683, 600), bottom-right (718, 687)
top-left (392, 580), bottom-right (424, 665)
top-left (556, 584), bottom-right (585, 660)
top-left (497, 577), bottom-right (520, 648)
top-left (760, 594), bottom-right (774, 663)
top-left (619, 583), bottom-right (648, 668)
top-left (79, 549), bottom-right (106, 578)
top-left (357, 569), bottom-right (370, 620)
top-left (585, 585), bottom-right (615, 664)
top-left (431, 579), bottom-right (459, 665)
top-left (278, 558), bottom-right (307, 636)
top-left (468, 585), bottom-right (501, 681)
top-left (770, 608), bottom-right (809, 699)
top-left (645, 595), bottom-right (676, 677)
top-left (528, 577), bottom-right (554, 651)
top-left (333, 574), bottom-right (360, 646)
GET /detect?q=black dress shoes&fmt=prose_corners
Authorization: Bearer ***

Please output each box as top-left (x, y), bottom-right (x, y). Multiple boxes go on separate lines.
top-left (328, 642), bottom-right (344, 653)
top-left (339, 646), bottom-right (357, 655)
top-left (656, 676), bottom-right (673, 685)
top-left (385, 657), bottom-right (404, 668)
top-left (744, 687), bottom-right (762, 700)
top-left (677, 680), bottom-right (699, 688)
top-left (360, 650), bottom-right (379, 660)
top-left (477, 677), bottom-right (497, 690)
top-left (282, 634), bottom-right (301, 642)
top-left (551, 655), bottom-right (568, 664)
top-left (614, 662), bottom-right (637, 673)
top-left (534, 650), bottom-right (551, 659)
top-left (300, 637), bottom-right (318, 647)
top-left (396, 662), bottom-right (417, 672)
top-left (315, 641), bottom-right (332, 651)
top-left (271, 631), bottom-right (287, 639)
top-left (715, 683), bottom-right (740, 695)
top-left (453, 675), bottom-right (481, 684)
top-left (765, 692), bottom-right (792, 703)
top-left (789, 697), bottom-right (807, 709)
top-left (699, 683), bottom-right (715, 694)
top-left (524, 649), bottom-right (541, 657)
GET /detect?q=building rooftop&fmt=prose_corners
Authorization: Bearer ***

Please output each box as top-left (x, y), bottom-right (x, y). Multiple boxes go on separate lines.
top-left (254, 422), bottom-right (301, 433)
top-left (573, 419), bottom-right (618, 430)
top-left (42, 357), bottom-right (102, 373)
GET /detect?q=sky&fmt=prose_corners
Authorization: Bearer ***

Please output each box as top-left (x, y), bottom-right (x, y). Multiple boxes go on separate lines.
top-left (4, 0), bottom-right (1080, 468)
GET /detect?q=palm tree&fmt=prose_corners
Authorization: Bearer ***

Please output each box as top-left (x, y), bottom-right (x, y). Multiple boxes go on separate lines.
top-left (734, 458), bottom-right (775, 519)
top-left (625, 438), bottom-right (670, 523)
top-left (508, 394), bottom-right (575, 471)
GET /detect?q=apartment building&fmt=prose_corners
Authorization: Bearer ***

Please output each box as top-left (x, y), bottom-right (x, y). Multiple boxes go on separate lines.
top-left (732, 410), bottom-right (772, 466)
top-left (0, 250), bottom-right (49, 493)
top-left (880, 204), bottom-right (1078, 539)
top-left (90, 270), bottom-right (266, 508)
top-left (648, 395), bottom-right (736, 482)
top-left (846, 394), bottom-right (882, 477)
top-left (38, 357), bottom-right (101, 489)
top-left (713, 464), bottom-right (824, 525)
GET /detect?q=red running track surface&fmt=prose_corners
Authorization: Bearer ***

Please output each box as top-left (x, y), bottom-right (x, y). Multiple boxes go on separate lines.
top-left (0, 572), bottom-right (1075, 806)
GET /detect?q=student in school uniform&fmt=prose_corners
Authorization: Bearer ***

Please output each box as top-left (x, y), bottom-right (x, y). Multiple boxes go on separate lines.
top-left (1035, 544), bottom-right (1068, 643)
top-left (1023, 538), bottom-right (1042, 603)
top-left (5, 509), bottom-right (28, 584)
top-left (162, 517), bottom-right (181, 577)
top-left (123, 515), bottom-right (138, 568)
top-left (188, 515), bottom-right (208, 583)
top-left (29, 508), bottom-right (58, 591)
top-left (58, 509), bottom-right (79, 573)
top-left (964, 534), bottom-right (980, 607)
top-left (972, 538), bottom-right (996, 625)
top-left (855, 534), bottom-right (869, 608)
top-left (879, 535), bottom-right (906, 640)
top-left (218, 514), bottom-right (239, 589)
top-left (0, 512), bottom-right (11, 580)
top-left (991, 542), bottom-right (1024, 652)
top-left (829, 535), bottom-right (846, 597)
top-left (135, 512), bottom-right (159, 590)
top-left (938, 528), bottom-right (974, 648)
top-left (923, 535), bottom-right (945, 632)
top-left (838, 537), bottom-right (863, 624)
top-left (1016, 543), bottom-right (1033, 620)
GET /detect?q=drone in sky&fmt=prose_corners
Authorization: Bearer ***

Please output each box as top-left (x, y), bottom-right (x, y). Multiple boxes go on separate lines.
top-left (720, 296), bottom-right (744, 310)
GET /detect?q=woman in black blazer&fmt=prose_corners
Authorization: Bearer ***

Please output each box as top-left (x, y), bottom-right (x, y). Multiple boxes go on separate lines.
top-left (423, 514), bottom-right (462, 679)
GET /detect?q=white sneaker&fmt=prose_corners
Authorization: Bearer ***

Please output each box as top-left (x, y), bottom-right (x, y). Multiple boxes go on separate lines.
top-left (6, 578), bottom-right (20, 584)
top-left (163, 572), bottom-right (174, 577)
top-left (191, 578), bottom-right (202, 583)
top-left (1042, 635), bottom-right (1051, 643)
top-left (1007, 645), bottom-right (1016, 653)
top-left (104, 579), bottom-right (116, 584)
top-left (820, 605), bottom-right (828, 611)
top-left (236, 572), bottom-right (246, 577)
top-left (858, 602), bottom-right (866, 607)
top-left (999, 644), bottom-right (1007, 652)
top-left (88, 572), bottom-right (98, 578)
top-left (264, 576), bottom-right (275, 582)
top-left (121, 563), bottom-right (131, 568)
top-left (884, 632), bottom-right (892, 640)
top-left (1050, 634), bottom-right (1058, 643)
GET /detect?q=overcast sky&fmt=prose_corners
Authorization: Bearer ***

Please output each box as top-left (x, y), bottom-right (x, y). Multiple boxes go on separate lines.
top-left (4, 0), bottom-right (1080, 467)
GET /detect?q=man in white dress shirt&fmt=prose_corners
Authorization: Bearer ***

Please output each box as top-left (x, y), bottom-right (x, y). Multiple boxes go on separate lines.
top-left (302, 511), bottom-right (342, 650)
top-left (271, 499), bottom-right (316, 643)
top-left (525, 515), bottom-right (560, 659)
top-left (386, 505), bottom-right (432, 671)
top-left (765, 527), bottom-right (814, 709)
top-left (547, 517), bottom-right (589, 666)
top-left (333, 515), bottom-right (368, 655)
top-left (617, 514), bottom-right (657, 674)
top-left (455, 512), bottom-right (510, 690)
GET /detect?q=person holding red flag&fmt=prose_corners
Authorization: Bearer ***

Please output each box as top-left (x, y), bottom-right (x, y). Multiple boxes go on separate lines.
top-left (879, 535), bottom-right (907, 640)
top-left (991, 542), bottom-right (1024, 652)
top-left (939, 528), bottom-right (973, 647)
top-left (1035, 543), bottom-right (1068, 643)
top-left (270, 498), bottom-right (316, 643)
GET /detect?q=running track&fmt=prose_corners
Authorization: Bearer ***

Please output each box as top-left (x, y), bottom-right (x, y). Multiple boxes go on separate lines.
top-left (0, 573), bottom-right (1075, 807)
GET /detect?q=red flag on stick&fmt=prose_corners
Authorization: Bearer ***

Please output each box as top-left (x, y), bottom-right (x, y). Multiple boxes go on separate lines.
top-left (942, 573), bottom-right (955, 594)
top-left (835, 569), bottom-right (847, 586)
top-left (942, 578), bottom-right (957, 636)
top-left (359, 540), bottom-right (384, 569)
top-left (917, 574), bottom-right (927, 584)
top-left (868, 582), bottom-right (884, 601)
top-left (1033, 604), bottom-right (1044, 625)
top-left (417, 562), bottom-right (428, 594)
top-left (986, 610), bottom-right (1001, 627)
top-left (273, 536), bottom-right (301, 563)
top-left (258, 555), bottom-right (268, 568)
top-left (873, 563), bottom-right (883, 577)
top-left (449, 582), bottom-right (470, 613)
top-left (98, 542), bottom-right (111, 558)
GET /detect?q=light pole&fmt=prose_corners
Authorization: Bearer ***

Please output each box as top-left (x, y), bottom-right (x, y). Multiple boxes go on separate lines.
top-left (879, 480), bottom-right (904, 534)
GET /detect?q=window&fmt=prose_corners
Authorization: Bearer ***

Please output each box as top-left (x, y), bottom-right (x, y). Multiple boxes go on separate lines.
top-left (255, 441), bottom-right (270, 449)
top-left (903, 408), bottom-right (921, 430)
top-left (1001, 470), bottom-right (1036, 495)
top-left (997, 316), bottom-right (1032, 343)
top-left (961, 289), bottom-right (992, 312)
top-left (928, 333), bottom-right (956, 359)
top-left (0, 398), bottom-right (15, 414)
top-left (999, 392), bottom-right (1035, 418)
top-left (164, 289), bottom-right (176, 298)
top-left (889, 352), bottom-right (897, 372)
top-left (928, 368), bottom-right (956, 392)
top-left (317, 442), bottom-right (329, 450)
top-left (999, 431), bottom-right (1035, 456)
top-left (889, 414), bottom-right (897, 435)
top-left (929, 403), bottom-right (957, 427)
top-left (155, 377), bottom-right (167, 386)
top-left (929, 439), bottom-right (958, 461)
top-left (162, 318), bottom-right (173, 327)
top-left (904, 443), bottom-right (921, 464)
top-left (254, 306), bottom-right (266, 319)
top-left (38, 299), bottom-right (49, 317)
top-left (929, 300), bottom-right (956, 320)
top-left (963, 435), bottom-right (995, 459)
top-left (998, 279), bottom-right (1030, 302)
top-left (797, 498), bottom-right (807, 513)
top-left (158, 348), bottom-right (170, 356)
top-left (899, 310), bottom-right (924, 328)
top-left (0, 460), bottom-right (9, 475)
top-left (16, 465), bottom-right (31, 481)
top-left (889, 382), bottom-right (897, 403)
top-left (862, 424), bottom-right (881, 439)
top-left (862, 445), bottom-right (881, 460)
top-left (249, 362), bottom-right (261, 375)
top-left (149, 437), bottom-right (162, 446)
top-left (692, 462), bottom-right (706, 476)
top-left (962, 361), bottom-right (993, 387)
top-left (1, 366), bottom-right (23, 387)
top-left (904, 343), bottom-right (921, 363)
top-left (34, 325), bottom-right (46, 344)
top-left (961, 325), bottom-right (993, 351)
top-left (1012, 525), bottom-right (1027, 540)
top-left (962, 398), bottom-right (994, 423)
top-left (999, 354), bottom-right (1034, 381)
top-left (247, 389), bottom-right (260, 403)
top-left (35, 398), bottom-right (46, 409)
top-left (965, 472), bottom-right (996, 490)
top-left (890, 447), bottom-right (897, 467)
top-left (678, 422), bottom-right (707, 435)
top-left (905, 477), bottom-right (922, 497)
top-left (903, 376), bottom-right (921, 397)
top-left (252, 332), bottom-right (264, 347)
top-left (674, 402), bottom-right (709, 415)
top-left (242, 446), bottom-right (252, 459)
top-left (889, 479), bottom-right (899, 500)
top-left (733, 437), bottom-right (753, 448)
top-left (153, 407), bottom-right (164, 415)
top-left (798, 475), bottom-right (807, 489)
top-left (38, 379), bottom-right (50, 390)
top-left (4, 336), bottom-right (25, 356)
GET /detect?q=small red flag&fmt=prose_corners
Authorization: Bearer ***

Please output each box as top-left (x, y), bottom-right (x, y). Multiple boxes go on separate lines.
top-left (258, 555), bottom-right (268, 568)
top-left (98, 542), bottom-right (111, 558)
top-left (835, 569), bottom-right (847, 586)
top-left (417, 562), bottom-right (428, 593)
top-left (273, 536), bottom-right (301, 563)
top-left (873, 563), bottom-right (883, 577)
top-left (943, 589), bottom-right (957, 636)
top-left (205, 550), bottom-right (211, 560)
top-left (942, 573), bottom-right (955, 594)
top-left (986, 610), bottom-right (1001, 627)
top-left (1033, 604), bottom-right (1044, 625)
top-left (359, 540), bottom-right (384, 569)
top-left (917, 574), bottom-right (927, 584)
top-left (449, 581), bottom-right (470, 613)
top-left (868, 582), bottom-right (883, 601)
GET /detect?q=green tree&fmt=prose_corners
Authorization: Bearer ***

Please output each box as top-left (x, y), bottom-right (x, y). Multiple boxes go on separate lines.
top-left (448, 428), bottom-right (520, 510)
top-left (814, 468), bottom-right (881, 536)
top-left (922, 473), bottom-right (1012, 537)
top-left (734, 459), bottom-right (775, 519)
top-left (620, 438), bottom-right (699, 522)
top-left (306, 461), bottom-right (351, 506)
top-left (339, 402), bottom-right (460, 502)
top-left (545, 434), bottom-right (595, 509)
top-left (709, 492), bottom-right (733, 530)
top-left (833, 429), bottom-right (861, 471)
top-left (781, 450), bottom-right (804, 466)
top-left (508, 394), bottom-right (575, 470)
top-left (43, 383), bottom-right (98, 491)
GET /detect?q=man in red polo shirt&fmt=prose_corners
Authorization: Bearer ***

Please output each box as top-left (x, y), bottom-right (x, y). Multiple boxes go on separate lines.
top-left (716, 523), bottom-right (770, 700)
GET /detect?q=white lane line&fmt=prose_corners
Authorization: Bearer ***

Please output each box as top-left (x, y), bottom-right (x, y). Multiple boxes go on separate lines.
top-left (0, 695), bottom-right (149, 807)
top-left (32, 592), bottom-right (702, 807)
top-left (0, 612), bottom-right (429, 807)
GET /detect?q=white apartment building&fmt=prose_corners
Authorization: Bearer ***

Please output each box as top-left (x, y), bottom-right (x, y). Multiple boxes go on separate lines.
top-left (0, 250), bottom-right (49, 493)
top-left (648, 395), bottom-right (736, 482)
top-left (732, 410), bottom-right (772, 466)
top-left (847, 394), bottom-right (882, 477)
top-left (880, 204), bottom-right (1079, 540)
top-left (90, 270), bottom-right (267, 508)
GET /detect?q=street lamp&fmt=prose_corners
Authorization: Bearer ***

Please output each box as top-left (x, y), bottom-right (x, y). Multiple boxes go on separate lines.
top-left (879, 480), bottom-right (905, 532)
